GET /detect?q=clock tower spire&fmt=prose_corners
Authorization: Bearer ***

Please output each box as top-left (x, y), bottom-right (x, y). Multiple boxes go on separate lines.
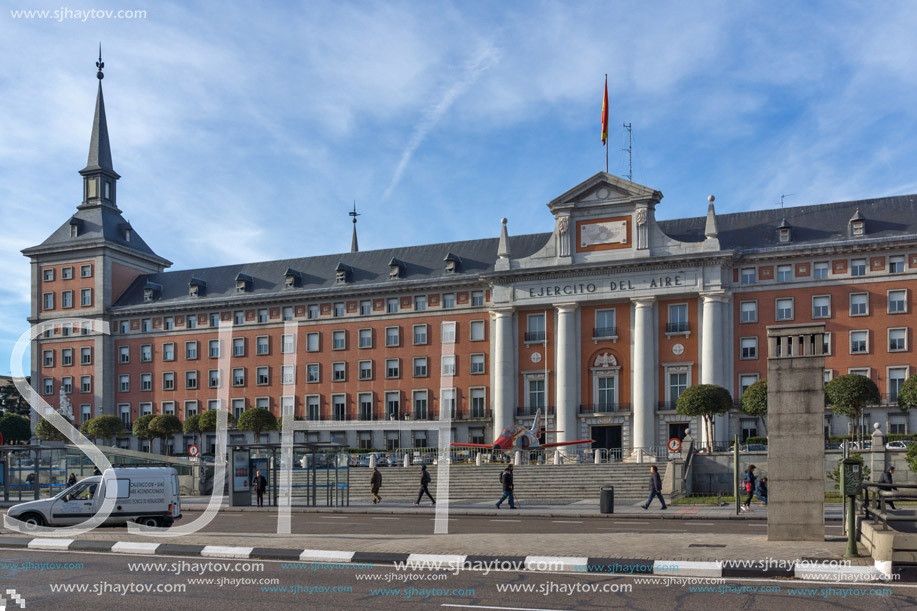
top-left (79, 44), bottom-right (121, 211)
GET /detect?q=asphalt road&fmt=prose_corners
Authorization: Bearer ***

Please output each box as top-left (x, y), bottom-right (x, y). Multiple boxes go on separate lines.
top-left (2, 548), bottom-right (913, 611)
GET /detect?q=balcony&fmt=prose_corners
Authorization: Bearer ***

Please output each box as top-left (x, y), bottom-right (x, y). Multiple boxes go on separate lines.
top-left (579, 403), bottom-right (630, 414)
top-left (516, 405), bottom-right (555, 416)
top-left (657, 401), bottom-right (680, 411)
top-left (881, 393), bottom-right (900, 406)
top-left (524, 331), bottom-right (546, 343)
top-left (592, 327), bottom-right (618, 339)
top-left (454, 407), bottom-right (491, 421)
top-left (666, 322), bottom-right (690, 334)
top-left (358, 409), bottom-right (374, 421)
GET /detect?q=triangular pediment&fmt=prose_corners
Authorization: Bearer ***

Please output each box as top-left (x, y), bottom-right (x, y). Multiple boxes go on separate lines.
top-left (547, 172), bottom-right (661, 212)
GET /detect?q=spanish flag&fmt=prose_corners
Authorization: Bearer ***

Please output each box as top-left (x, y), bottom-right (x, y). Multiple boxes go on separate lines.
top-left (601, 75), bottom-right (609, 145)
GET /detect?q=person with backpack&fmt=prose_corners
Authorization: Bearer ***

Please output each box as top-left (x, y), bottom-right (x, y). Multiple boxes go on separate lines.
top-left (496, 465), bottom-right (516, 509)
top-left (741, 464), bottom-right (757, 511)
top-left (370, 467), bottom-right (382, 504)
top-left (414, 464), bottom-right (435, 505)
top-left (642, 465), bottom-right (667, 510)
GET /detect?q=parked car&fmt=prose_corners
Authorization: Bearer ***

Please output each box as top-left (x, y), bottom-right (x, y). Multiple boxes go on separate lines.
top-left (825, 443), bottom-right (843, 450)
top-left (886, 440), bottom-right (917, 450)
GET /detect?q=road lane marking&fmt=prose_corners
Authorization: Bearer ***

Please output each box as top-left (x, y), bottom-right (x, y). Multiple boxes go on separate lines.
top-left (551, 521), bottom-right (583, 524)
top-left (372, 517), bottom-right (400, 520)
top-left (613, 521), bottom-right (648, 524)
top-left (319, 516), bottom-right (350, 519)
top-left (489, 519), bottom-right (521, 522)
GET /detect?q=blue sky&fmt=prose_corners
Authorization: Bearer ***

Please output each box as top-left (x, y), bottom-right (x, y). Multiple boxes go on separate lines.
top-left (2, 0), bottom-right (917, 374)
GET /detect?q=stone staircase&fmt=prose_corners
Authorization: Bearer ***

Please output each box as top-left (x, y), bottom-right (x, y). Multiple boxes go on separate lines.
top-left (287, 463), bottom-right (653, 501)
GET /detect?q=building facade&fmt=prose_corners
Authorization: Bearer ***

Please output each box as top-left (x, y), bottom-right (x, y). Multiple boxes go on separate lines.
top-left (23, 71), bottom-right (917, 453)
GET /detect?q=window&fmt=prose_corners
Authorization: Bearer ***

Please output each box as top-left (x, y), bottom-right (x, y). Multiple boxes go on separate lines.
top-left (43, 293), bottom-right (54, 310)
top-left (358, 394), bottom-right (373, 421)
top-left (307, 363), bottom-right (319, 383)
top-left (256, 397), bottom-right (270, 410)
top-left (80, 289), bottom-right (92, 306)
top-left (413, 357), bottom-right (428, 377)
top-left (209, 313), bottom-right (220, 327)
top-left (162, 316), bottom-right (173, 330)
top-left (119, 345), bottom-right (130, 363)
top-left (528, 378), bottom-right (545, 410)
top-left (208, 370), bottom-right (220, 388)
top-left (385, 326), bottom-right (399, 347)
top-left (162, 372), bottom-right (175, 391)
top-left (889, 328), bottom-right (907, 352)
top-left (525, 314), bottom-right (545, 342)
top-left (596, 376), bottom-right (615, 410)
top-left (889, 415), bottom-right (907, 436)
top-left (119, 374), bottom-right (130, 392)
top-left (61, 348), bottom-right (73, 366)
top-left (442, 355), bottom-right (456, 376)
top-left (739, 301), bottom-right (757, 323)
top-left (80, 376), bottom-right (92, 393)
top-left (256, 366), bottom-right (269, 385)
top-left (359, 360), bottom-right (372, 380)
top-left (409, 325), bottom-right (427, 346)
top-left (163, 343), bottom-right (175, 361)
top-left (307, 333), bottom-right (319, 352)
top-left (360, 300), bottom-right (372, 315)
top-left (232, 368), bottom-right (245, 387)
top-left (472, 291), bottom-right (484, 306)
top-left (738, 374), bottom-right (759, 397)
top-left (387, 298), bottom-right (399, 313)
top-left (186, 371), bottom-right (198, 390)
top-left (777, 265), bottom-right (792, 282)
top-left (385, 392), bottom-right (400, 419)
top-left (850, 293), bottom-right (868, 316)
top-left (184, 401), bottom-right (198, 418)
top-left (139, 344), bottom-right (152, 362)
top-left (333, 395), bottom-right (346, 421)
top-left (889, 368), bottom-right (909, 404)
top-left (741, 268), bottom-right (756, 285)
top-left (209, 339), bottom-right (220, 358)
top-left (386, 358), bottom-right (400, 378)
top-left (118, 404), bottom-right (131, 430)
top-left (442, 321), bottom-right (456, 343)
top-left (231, 399), bottom-right (245, 421)
top-left (414, 296), bottom-right (427, 311)
top-left (256, 336), bottom-right (269, 355)
top-left (80, 347), bottom-right (92, 364)
top-left (141, 319), bottom-right (151, 332)
top-left (332, 330), bottom-right (346, 350)
top-left (61, 290), bottom-right (73, 308)
top-left (60, 266), bottom-right (73, 280)
top-left (334, 302), bottom-right (345, 317)
top-left (308, 305), bottom-right (319, 320)
top-left (42, 350), bottom-right (54, 367)
top-left (740, 337), bottom-right (758, 359)
top-left (775, 298), bottom-right (794, 321)
top-left (358, 328), bottom-right (372, 348)
top-left (413, 391), bottom-right (429, 420)
top-left (233, 311), bottom-right (244, 325)
top-left (851, 259), bottom-right (866, 276)
top-left (281, 334), bottom-right (295, 354)
top-left (470, 320), bottom-right (485, 341)
top-left (282, 365), bottom-right (295, 385)
top-left (186, 316), bottom-right (196, 329)
top-left (823, 332), bottom-right (832, 355)
top-left (889, 289), bottom-right (907, 314)
top-left (595, 309), bottom-right (616, 337)
top-left (890, 255), bottom-right (906, 274)
top-left (138, 373), bottom-right (151, 392)
top-left (668, 371), bottom-right (688, 404)
top-left (471, 388), bottom-right (485, 418)
top-left (81, 264), bottom-right (92, 278)
top-left (232, 338), bottom-right (245, 357)
top-left (441, 388), bottom-right (456, 419)
top-left (43, 268), bottom-right (54, 282)
top-left (257, 309), bottom-right (268, 323)
top-left (442, 293), bottom-right (455, 309)
top-left (61, 376), bottom-right (73, 394)
top-left (471, 354), bottom-right (485, 374)
top-left (332, 362), bottom-right (345, 382)
top-left (812, 295), bottom-right (830, 319)
top-left (42, 378), bottom-right (53, 395)
top-left (850, 331), bottom-right (868, 354)
top-left (667, 304), bottom-right (688, 333)
top-left (282, 306), bottom-right (294, 321)
top-left (306, 396), bottom-right (320, 421)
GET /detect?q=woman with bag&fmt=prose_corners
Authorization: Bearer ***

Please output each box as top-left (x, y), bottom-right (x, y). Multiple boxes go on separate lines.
top-left (741, 464), bottom-right (757, 511)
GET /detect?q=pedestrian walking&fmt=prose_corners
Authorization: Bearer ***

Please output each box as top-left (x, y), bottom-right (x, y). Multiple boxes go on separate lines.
top-left (741, 464), bottom-right (757, 511)
top-left (879, 466), bottom-right (897, 510)
top-left (370, 467), bottom-right (382, 504)
top-left (642, 465), bottom-right (667, 510)
top-left (414, 464), bottom-right (435, 505)
top-left (755, 476), bottom-right (768, 506)
top-left (252, 469), bottom-right (268, 508)
top-left (496, 465), bottom-right (516, 509)
top-left (67, 473), bottom-right (77, 487)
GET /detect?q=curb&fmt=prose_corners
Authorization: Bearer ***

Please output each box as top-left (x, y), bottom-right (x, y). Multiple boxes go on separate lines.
top-left (0, 536), bottom-right (890, 581)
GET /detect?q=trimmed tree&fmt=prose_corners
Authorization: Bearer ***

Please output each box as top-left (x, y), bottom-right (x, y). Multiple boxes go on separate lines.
top-left (0, 412), bottom-right (31, 444)
top-left (132, 414), bottom-right (157, 452)
top-left (183, 414), bottom-right (202, 449)
top-left (825, 374), bottom-right (881, 447)
top-left (149, 415), bottom-right (183, 454)
top-left (237, 408), bottom-right (278, 441)
top-left (0, 380), bottom-right (29, 416)
top-left (898, 374), bottom-right (917, 413)
top-left (739, 379), bottom-right (768, 436)
top-left (199, 409), bottom-right (235, 432)
top-left (86, 415), bottom-right (127, 446)
top-left (675, 384), bottom-right (733, 451)
top-left (35, 416), bottom-right (73, 442)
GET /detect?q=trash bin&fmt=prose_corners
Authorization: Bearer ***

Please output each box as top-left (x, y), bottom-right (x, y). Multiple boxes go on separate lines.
top-left (600, 485), bottom-right (614, 514)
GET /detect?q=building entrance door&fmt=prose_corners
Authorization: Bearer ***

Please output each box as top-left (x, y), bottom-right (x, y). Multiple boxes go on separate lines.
top-left (590, 425), bottom-right (622, 450)
top-left (668, 422), bottom-right (689, 443)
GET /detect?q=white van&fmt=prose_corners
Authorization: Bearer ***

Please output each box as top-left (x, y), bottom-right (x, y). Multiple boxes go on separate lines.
top-left (7, 467), bottom-right (182, 529)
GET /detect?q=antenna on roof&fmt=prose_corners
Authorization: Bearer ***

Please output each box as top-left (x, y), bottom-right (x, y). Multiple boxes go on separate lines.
top-left (622, 122), bottom-right (632, 182)
top-left (349, 201), bottom-right (360, 253)
top-left (777, 193), bottom-right (794, 209)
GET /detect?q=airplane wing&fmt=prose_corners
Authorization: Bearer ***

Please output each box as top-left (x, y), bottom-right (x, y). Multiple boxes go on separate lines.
top-left (450, 443), bottom-right (495, 448)
top-left (541, 439), bottom-right (594, 448)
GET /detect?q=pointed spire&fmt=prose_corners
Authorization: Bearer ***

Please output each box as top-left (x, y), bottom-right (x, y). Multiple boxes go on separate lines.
top-left (82, 45), bottom-right (117, 177)
top-left (497, 217), bottom-right (511, 259)
top-left (704, 195), bottom-right (718, 239)
top-left (349, 201), bottom-right (360, 253)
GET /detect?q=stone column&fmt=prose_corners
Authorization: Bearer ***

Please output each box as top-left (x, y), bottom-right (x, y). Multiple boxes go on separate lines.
top-left (492, 308), bottom-right (515, 436)
top-left (632, 298), bottom-right (656, 456)
top-left (555, 303), bottom-right (578, 444)
top-left (700, 292), bottom-right (727, 447)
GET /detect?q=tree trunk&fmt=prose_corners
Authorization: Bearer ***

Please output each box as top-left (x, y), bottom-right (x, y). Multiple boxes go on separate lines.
top-left (759, 416), bottom-right (768, 437)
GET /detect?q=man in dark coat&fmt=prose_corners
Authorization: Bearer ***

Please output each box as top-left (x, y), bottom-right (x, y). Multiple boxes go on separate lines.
top-left (370, 467), bottom-right (382, 504)
top-left (252, 470), bottom-right (268, 507)
top-left (496, 465), bottom-right (516, 509)
top-left (414, 464), bottom-right (435, 505)
top-left (879, 466), bottom-right (897, 509)
top-left (642, 465), bottom-right (667, 510)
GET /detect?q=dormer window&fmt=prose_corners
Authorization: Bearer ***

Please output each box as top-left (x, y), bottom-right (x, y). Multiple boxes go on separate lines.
top-left (143, 281), bottom-right (162, 303)
top-left (69, 217), bottom-right (82, 238)
top-left (283, 268), bottom-right (302, 289)
top-left (189, 277), bottom-right (206, 298)
top-left (388, 257), bottom-right (405, 280)
top-left (335, 262), bottom-right (352, 284)
top-left (119, 222), bottom-right (132, 242)
top-left (235, 273), bottom-right (253, 293)
top-left (778, 218), bottom-right (791, 243)
top-left (443, 252), bottom-right (461, 273)
top-left (849, 210), bottom-right (865, 237)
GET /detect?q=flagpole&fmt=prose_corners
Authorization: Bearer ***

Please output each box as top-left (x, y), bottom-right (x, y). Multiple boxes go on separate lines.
top-left (603, 73), bottom-right (609, 173)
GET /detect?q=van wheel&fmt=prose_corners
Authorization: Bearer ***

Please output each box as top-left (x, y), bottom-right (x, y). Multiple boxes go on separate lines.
top-left (19, 513), bottom-right (45, 529)
top-left (137, 517), bottom-right (161, 528)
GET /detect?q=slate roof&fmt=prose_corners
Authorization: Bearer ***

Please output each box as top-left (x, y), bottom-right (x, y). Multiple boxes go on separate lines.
top-left (22, 205), bottom-right (162, 259)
